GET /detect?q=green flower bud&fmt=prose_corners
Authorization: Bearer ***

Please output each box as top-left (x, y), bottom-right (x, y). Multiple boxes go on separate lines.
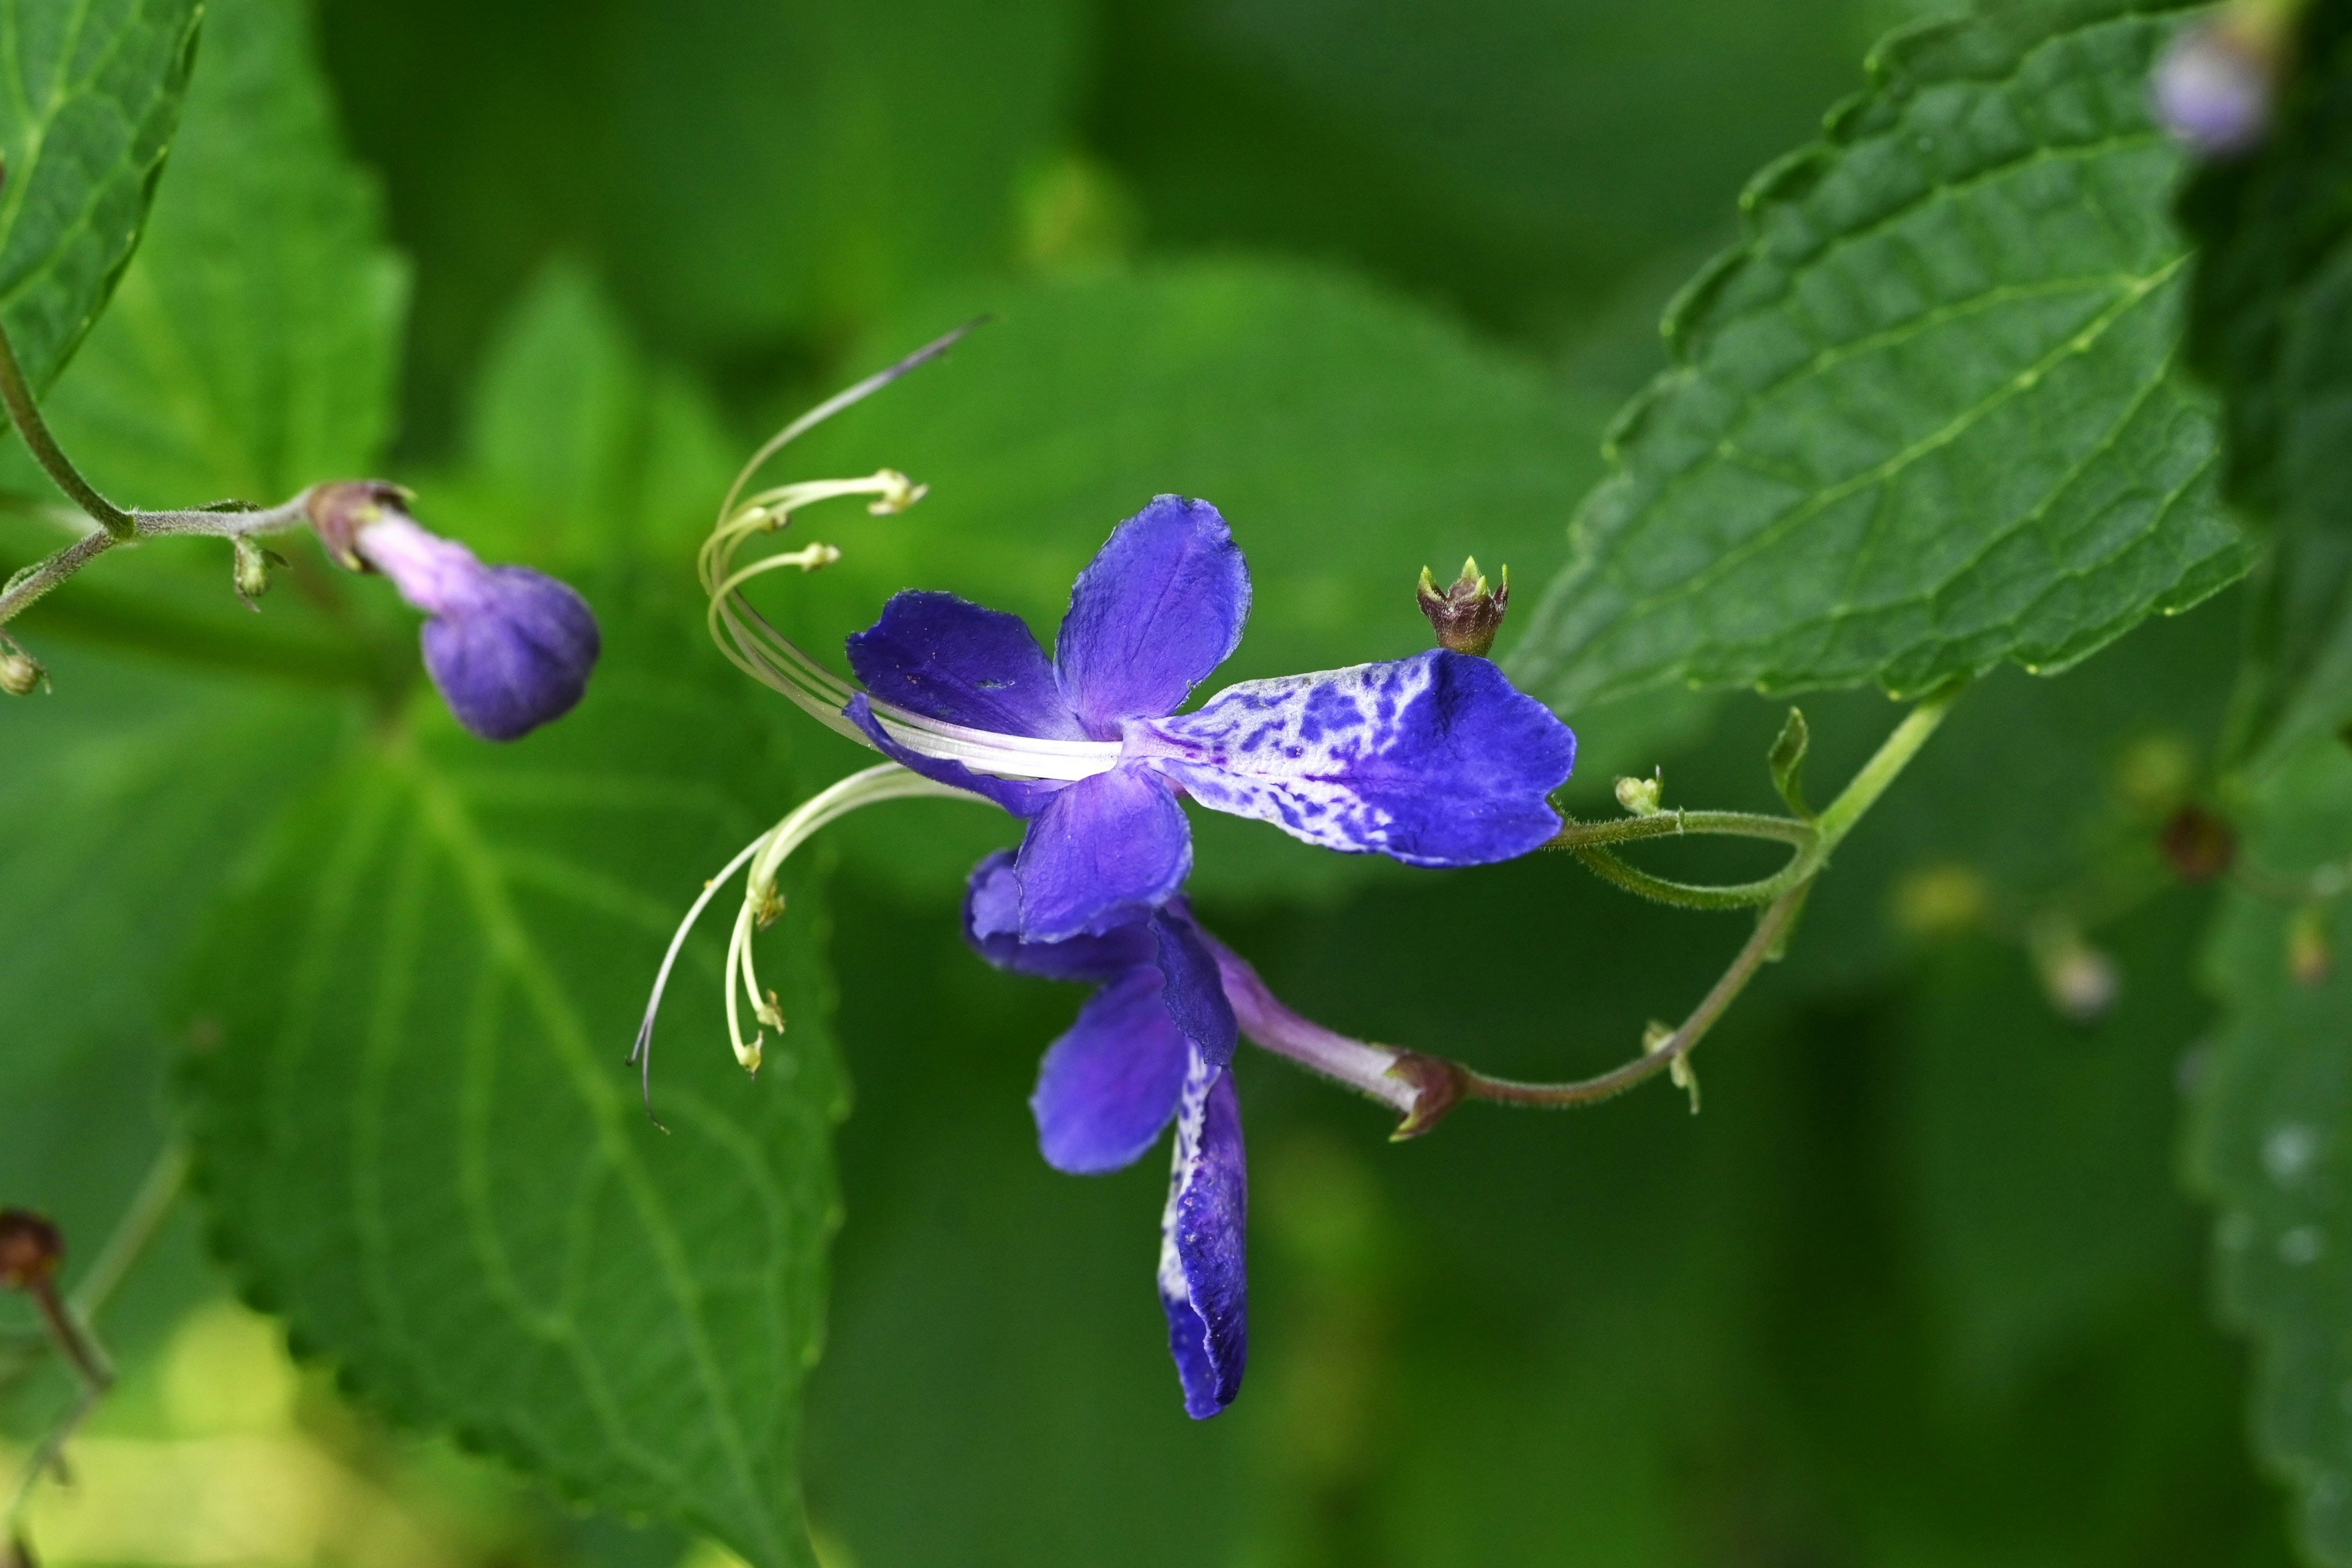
top-left (1615, 771), bottom-right (1664, 816)
top-left (232, 535), bottom-right (275, 608)
top-left (1415, 556), bottom-right (1509, 657)
top-left (0, 640), bottom-right (45, 697)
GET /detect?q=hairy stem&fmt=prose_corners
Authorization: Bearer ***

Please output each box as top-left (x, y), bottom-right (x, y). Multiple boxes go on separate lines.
top-left (1462, 884), bottom-right (1806, 1109)
top-left (1450, 684), bottom-right (1964, 1112)
top-left (0, 321), bottom-right (132, 538)
top-left (0, 492), bottom-right (317, 630)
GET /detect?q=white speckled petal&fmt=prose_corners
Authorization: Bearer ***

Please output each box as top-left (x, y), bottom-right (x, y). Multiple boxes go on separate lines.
top-left (1128, 649), bottom-right (1576, 867)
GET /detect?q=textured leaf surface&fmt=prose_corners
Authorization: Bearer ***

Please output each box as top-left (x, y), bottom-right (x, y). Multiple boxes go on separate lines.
top-left (181, 600), bottom-right (839, 1566)
top-left (2190, 736), bottom-right (2352, 1567)
top-left (0, 0), bottom-right (198, 391)
top-left (2179, 2), bottom-right (2352, 765)
top-left (1512, 0), bottom-right (2247, 709)
top-left (16, 0), bottom-right (405, 507)
top-left (775, 262), bottom-right (1613, 904)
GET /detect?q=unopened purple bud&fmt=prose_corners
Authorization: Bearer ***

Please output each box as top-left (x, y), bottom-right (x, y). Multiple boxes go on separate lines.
top-left (312, 484), bottom-right (600, 742)
top-left (2155, 24), bottom-right (2274, 156)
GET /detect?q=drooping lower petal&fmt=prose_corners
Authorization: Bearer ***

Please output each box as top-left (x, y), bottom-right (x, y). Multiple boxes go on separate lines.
top-left (1133, 649), bottom-right (1575, 866)
top-left (845, 695), bottom-right (1065, 819)
top-left (847, 590), bottom-right (1087, 739)
top-left (1159, 1056), bottom-right (1246, 1419)
top-left (963, 850), bottom-right (1158, 977)
top-left (1054, 496), bottom-right (1250, 736)
top-left (1012, 763), bottom-right (1193, 941)
top-left (1030, 968), bottom-right (1192, 1174)
top-left (1152, 904), bottom-right (1237, 1074)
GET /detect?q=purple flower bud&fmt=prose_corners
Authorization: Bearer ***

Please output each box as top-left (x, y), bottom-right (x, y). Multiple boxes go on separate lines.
top-left (311, 482), bottom-right (600, 742)
top-left (2155, 24), bottom-right (2274, 156)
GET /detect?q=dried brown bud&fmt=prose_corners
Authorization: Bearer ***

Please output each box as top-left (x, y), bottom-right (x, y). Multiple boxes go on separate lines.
top-left (1415, 557), bottom-right (1509, 658)
top-left (2159, 804), bottom-right (2237, 881)
top-left (0, 1208), bottom-right (63, 1291)
top-left (1385, 1050), bottom-right (1469, 1140)
top-left (304, 479), bottom-right (414, 570)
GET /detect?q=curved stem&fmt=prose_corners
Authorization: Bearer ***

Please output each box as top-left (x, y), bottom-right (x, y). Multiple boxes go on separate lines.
top-left (1452, 684), bottom-right (1965, 1114)
top-left (0, 320), bottom-right (132, 538)
top-left (1546, 808), bottom-right (1814, 850)
top-left (1461, 884), bottom-right (1806, 1110)
top-left (1567, 842), bottom-right (1809, 910)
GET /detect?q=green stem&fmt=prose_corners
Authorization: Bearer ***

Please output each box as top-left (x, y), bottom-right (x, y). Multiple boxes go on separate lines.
top-left (1547, 808), bottom-right (1815, 850)
top-left (1453, 684), bottom-right (1964, 1112)
top-left (0, 319), bottom-right (132, 539)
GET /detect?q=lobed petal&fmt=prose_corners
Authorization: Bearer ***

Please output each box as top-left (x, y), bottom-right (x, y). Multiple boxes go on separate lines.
top-left (1055, 496), bottom-right (1250, 736)
top-left (847, 590), bottom-right (1087, 740)
top-left (1011, 763), bottom-right (1193, 941)
top-left (1158, 1056), bottom-right (1247, 1419)
top-left (962, 850), bottom-right (1156, 977)
top-left (1029, 968), bottom-right (1191, 1174)
top-left (845, 695), bottom-right (1065, 819)
top-left (1134, 649), bottom-right (1575, 866)
top-left (1152, 904), bottom-right (1237, 1074)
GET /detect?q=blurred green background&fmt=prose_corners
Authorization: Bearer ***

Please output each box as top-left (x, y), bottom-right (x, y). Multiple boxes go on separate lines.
top-left (0, 0), bottom-right (2304, 1563)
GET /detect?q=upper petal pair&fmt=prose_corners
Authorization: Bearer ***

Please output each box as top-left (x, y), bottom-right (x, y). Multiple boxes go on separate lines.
top-left (845, 495), bottom-right (1248, 737)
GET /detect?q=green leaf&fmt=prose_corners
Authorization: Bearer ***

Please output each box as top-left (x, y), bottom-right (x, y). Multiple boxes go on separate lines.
top-left (423, 260), bottom-right (737, 568)
top-left (0, 0), bottom-right (199, 393)
top-left (1510, 0), bottom-right (2248, 710)
top-left (0, 645), bottom-right (355, 1433)
top-left (2179, 2), bottom-right (2352, 766)
top-left (15, 0), bottom-right (406, 508)
top-left (1902, 905), bottom-right (2206, 1396)
top-left (2189, 734), bottom-right (2352, 1566)
top-left (771, 261), bottom-right (1615, 905)
top-left (180, 593), bottom-right (840, 1566)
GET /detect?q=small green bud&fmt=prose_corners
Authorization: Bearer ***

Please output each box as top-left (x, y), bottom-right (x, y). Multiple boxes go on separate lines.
top-left (1615, 771), bottom-right (1664, 816)
top-left (0, 640), bottom-right (45, 697)
top-left (1892, 861), bottom-right (1991, 938)
top-left (1415, 556), bottom-right (1509, 657)
top-left (232, 534), bottom-right (275, 608)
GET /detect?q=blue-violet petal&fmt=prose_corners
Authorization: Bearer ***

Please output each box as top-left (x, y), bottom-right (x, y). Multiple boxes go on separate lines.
top-left (962, 850), bottom-right (1158, 976)
top-left (847, 589), bottom-right (1087, 739)
top-left (1136, 649), bottom-right (1574, 866)
top-left (1160, 1057), bottom-right (1247, 1419)
top-left (1012, 763), bottom-right (1193, 941)
top-left (1030, 968), bottom-right (1192, 1174)
top-left (1054, 496), bottom-right (1250, 736)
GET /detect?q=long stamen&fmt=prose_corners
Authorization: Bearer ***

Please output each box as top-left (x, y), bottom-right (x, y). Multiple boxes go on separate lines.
top-left (698, 339), bottom-right (1124, 785)
top-left (630, 764), bottom-right (982, 1123)
top-left (630, 831), bottom-right (772, 1127)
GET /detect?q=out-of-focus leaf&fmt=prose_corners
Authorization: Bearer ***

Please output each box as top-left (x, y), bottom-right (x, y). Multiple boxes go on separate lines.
top-left (1512, 0), bottom-right (2247, 711)
top-left (0, 0), bottom-right (198, 393)
top-left (2189, 734), bottom-right (2352, 1566)
top-left (763, 261), bottom-right (1613, 905)
top-left (181, 592), bottom-right (840, 1566)
top-left (1902, 902), bottom-right (2206, 1396)
top-left (424, 261), bottom-right (736, 568)
top-left (316, 0), bottom-right (1085, 436)
top-left (6, 0), bottom-right (403, 507)
top-left (2180, 2), bottom-right (2352, 766)
top-left (0, 645), bottom-right (355, 1433)
top-left (1090, 0), bottom-right (1873, 353)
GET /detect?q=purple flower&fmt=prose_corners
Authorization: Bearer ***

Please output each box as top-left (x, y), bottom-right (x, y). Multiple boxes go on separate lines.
top-left (846, 496), bottom-right (1577, 941)
top-left (312, 483), bottom-right (600, 742)
top-left (963, 851), bottom-right (1248, 1418)
top-left (2154, 23), bottom-right (2273, 157)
